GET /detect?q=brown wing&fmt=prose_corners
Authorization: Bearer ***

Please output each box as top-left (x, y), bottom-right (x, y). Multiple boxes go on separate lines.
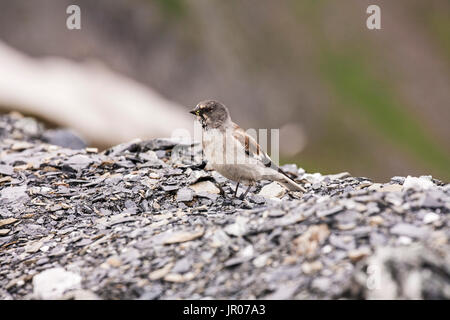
top-left (232, 123), bottom-right (272, 167)
top-left (232, 123), bottom-right (298, 180)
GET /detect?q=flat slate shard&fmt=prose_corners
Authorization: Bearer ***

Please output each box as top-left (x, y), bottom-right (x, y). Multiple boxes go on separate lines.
top-left (42, 129), bottom-right (86, 150)
top-left (0, 114), bottom-right (449, 300)
top-left (224, 216), bottom-right (249, 237)
top-left (1, 185), bottom-right (29, 203)
top-left (0, 218), bottom-right (18, 227)
top-left (0, 165), bottom-right (14, 176)
top-left (189, 181), bottom-right (220, 194)
top-left (66, 154), bottom-right (93, 171)
top-left (390, 223), bottom-right (429, 239)
top-left (162, 228), bottom-right (205, 244)
top-left (316, 205), bottom-right (344, 218)
top-left (176, 187), bottom-right (194, 202)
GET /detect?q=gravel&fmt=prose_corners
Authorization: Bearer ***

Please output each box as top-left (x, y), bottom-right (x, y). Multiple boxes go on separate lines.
top-left (0, 114), bottom-right (449, 300)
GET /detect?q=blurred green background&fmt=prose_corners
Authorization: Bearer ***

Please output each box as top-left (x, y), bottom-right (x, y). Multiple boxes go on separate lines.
top-left (0, 0), bottom-right (449, 181)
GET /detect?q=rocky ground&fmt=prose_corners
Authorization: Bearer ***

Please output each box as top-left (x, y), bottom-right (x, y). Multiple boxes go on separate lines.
top-left (0, 114), bottom-right (449, 300)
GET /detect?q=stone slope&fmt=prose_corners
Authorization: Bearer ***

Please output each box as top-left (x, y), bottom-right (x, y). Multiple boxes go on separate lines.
top-left (0, 114), bottom-right (449, 299)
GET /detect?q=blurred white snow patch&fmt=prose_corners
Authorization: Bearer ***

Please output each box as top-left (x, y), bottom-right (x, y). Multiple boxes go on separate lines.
top-left (0, 41), bottom-right (193, 148)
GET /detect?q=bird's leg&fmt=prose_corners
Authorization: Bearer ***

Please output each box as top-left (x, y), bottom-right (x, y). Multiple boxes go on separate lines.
top-left (215, 183), bottom-right (227, 197)
top-left (233, 181), bottom-right (240, 198)
top-left (239, 184), bottom-right (252, 200)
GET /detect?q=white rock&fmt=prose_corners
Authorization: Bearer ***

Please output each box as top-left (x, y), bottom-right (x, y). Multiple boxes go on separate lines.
top-left (240, 245), bottom-right (254, 258)
top-left (189, 181), bottom-right (220, 194)
top-left (253, 254), bottom-right (269, 268)
top-left (321, 245), bottom-right (333, 254)
top-left (402, 175), bottom-right (434, 191)
top-left (33, 268), bottom-right (82, 299)
top-left (258, 182), bottom-right (285, 198)
top-left (397, 236), bottom-right (413, 245)
top-left (210, 229), bottom-right (231, 247)
top-left (302, 173), bottom-right (323, 184)
top-left (224, 216), bottom-right (249, 237)
top-left (423, 212), bottom-right (440, 224)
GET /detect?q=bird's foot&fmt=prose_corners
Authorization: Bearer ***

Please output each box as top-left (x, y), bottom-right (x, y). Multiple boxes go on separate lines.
top-left (238, 185), bottom-right (253, 200)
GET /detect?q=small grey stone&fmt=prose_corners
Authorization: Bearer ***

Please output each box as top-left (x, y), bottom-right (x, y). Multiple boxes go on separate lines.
top-left (268, 210), bottom-right (285, 217)
top-left (311, 277), bottom-right (332, 292)
top-left (74, 238), bottom-right (93, 247)
top-left (139, 284), bottom-right (163, 300)
top-left (329, 234), bottom-right (356, 250)
top-left (195, 192), bottom-right (219, 201)
top-left (264, 282), bottom-right (300, 300)
top-left (1, 185), bottom-right (29, 204)
top-left (420, 195), bottom-right (443, 208)
top-left (391, 176), bottom-right (406, 184)
top-left (0, 165), bottom-right (14, 176)
top-left (161, 185), bottom-right (179, 192)
top-left (224, 217), bottom-right (248, 237)
top-left (249, 195), bottom-right (266, 204)
top-left (171, 257), bottom-right (192, 274)
top-left (390, 223), bottom-right (429, 239)
top-left (42, 129), bottom-right (86, 150)
top-left (36, 257), bottom-right (50, 266)
top-left (176, 188), bottom-right (194, 202)
top-left (316, 205), bottom-right (344, 218)
top-left (66, 154), bottom-right (92, 170)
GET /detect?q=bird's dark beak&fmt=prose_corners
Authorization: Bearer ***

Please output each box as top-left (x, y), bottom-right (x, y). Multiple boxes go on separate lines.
top-left (189, 108), bottom-right (199, 115)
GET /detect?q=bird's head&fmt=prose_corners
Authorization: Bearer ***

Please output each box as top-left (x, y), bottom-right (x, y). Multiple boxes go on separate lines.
top-left (189, 100), bottom-right (231, 129)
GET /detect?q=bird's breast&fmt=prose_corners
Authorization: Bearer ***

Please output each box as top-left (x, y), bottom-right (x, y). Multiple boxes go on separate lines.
top-left (202, 128), bottom-right (225, 162)
top-left (202, 128), bottom-right (255, 166)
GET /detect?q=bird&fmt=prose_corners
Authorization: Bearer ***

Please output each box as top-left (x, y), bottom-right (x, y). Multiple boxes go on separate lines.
top-left (189, 100), bottom-right (307, 199)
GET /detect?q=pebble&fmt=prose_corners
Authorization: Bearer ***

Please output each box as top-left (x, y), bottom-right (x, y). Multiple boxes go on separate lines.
top-left (189, 181), bottom-right (220, 194)
top-left (253, 254), bottom-right (270, 268)
top-left (33, 268), bottom-right (82, 299)
top-left (0, 218), bottom-right (18, 227)
top-left (0, 165), bottom-right (14, 176)
top-left (348, 247), bottom-right (371, 262)
top-left (301, 260), bottom-right (323, 274)
top-left (311, 277), bottom-right (332, 292)
top-left (1, 114), bottom-right (449, 300)
top-left (403, 175), bottom-right (434, 190)
top-left (369, 216), bottom-right (384, 227)
top-left (423, 212), bottom-right (439, 224)
top-left (390, 223), bottom-right (429, 239)
top-left (176, 187), bottom-right (194, 202)
top-left (224, 217), bottom-right (249, 237)
top-left (258, 182), bottom-right (286, 198)
top-left (316, 205), bottom-right (344, 218)
top-left (162, 228), bottom-right (204, 244)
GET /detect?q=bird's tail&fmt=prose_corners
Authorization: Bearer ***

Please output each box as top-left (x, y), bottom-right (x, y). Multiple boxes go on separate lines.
top-left (267, 165), bottom-right (307, 192)
top-left (276, 175), bottom-right (307, 192)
